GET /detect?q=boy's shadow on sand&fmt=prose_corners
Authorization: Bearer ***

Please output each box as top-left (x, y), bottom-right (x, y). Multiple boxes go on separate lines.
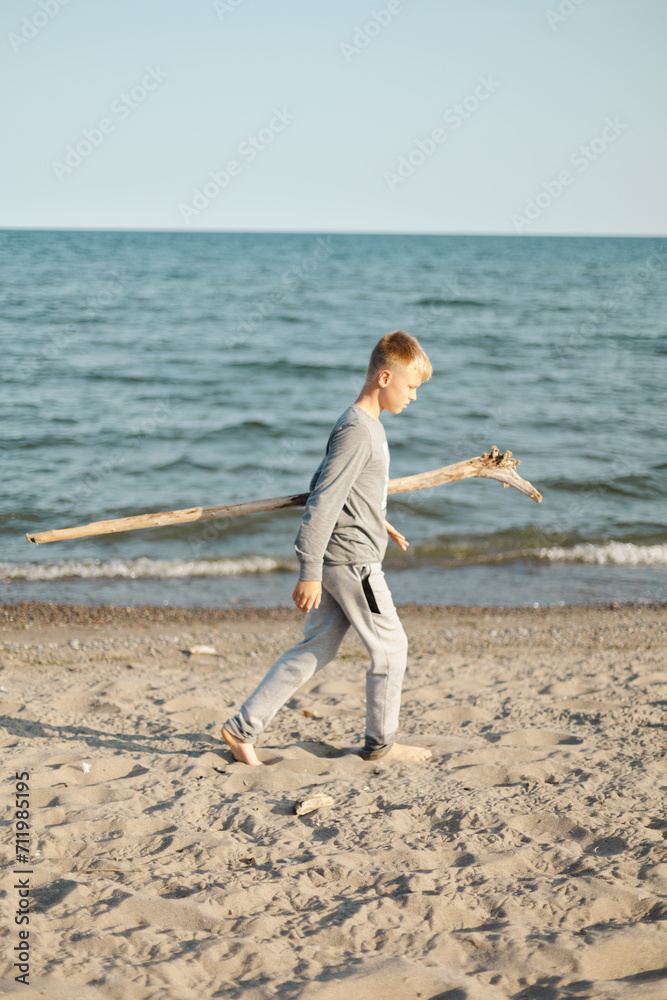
top-left (0, 715), bottom-right (372, 765)
top-left (0, 714), bottom-right (439, 770)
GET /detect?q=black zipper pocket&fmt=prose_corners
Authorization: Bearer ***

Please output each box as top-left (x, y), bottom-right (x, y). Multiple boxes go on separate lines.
top-left (361, 570), bottom-right (381, 614)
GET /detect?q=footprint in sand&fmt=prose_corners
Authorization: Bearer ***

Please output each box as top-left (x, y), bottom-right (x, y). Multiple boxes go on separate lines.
top-left (423, 706), bottom-right (495, 723)
top-left (89, 679), bottom-right (153, 701)
top-left (161, 692), bottom-right (230, 726)
top-left (51, 694), bottom-right (121, 716)
top-left (508, 811), bottom-right (590, 844)
top-left (0, 699), bottom-right (25, 716)
top-left (538, 679), bottom-right (608, 696)
top-left (447, 763), bottom-right (525, 787)
top-left (449, 747), bottom-right (546, 767)
top-left (575, 926), bottom-right (667, 981)
top-left (34, 756), bottom-right (148, 788)
top-left (497, 728), bottom-right (583, 746)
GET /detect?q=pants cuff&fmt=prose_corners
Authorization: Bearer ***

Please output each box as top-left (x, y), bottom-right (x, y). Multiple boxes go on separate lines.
top-left (222, 718), bottom-right (257, 744)
top-left (360, 743), bottom-right (393, 761)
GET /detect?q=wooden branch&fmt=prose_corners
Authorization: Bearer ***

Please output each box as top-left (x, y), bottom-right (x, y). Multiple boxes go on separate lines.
top-left (25, 446), bottom-right (541, 545)
top-left (388, 446), bottom-right (542, 501)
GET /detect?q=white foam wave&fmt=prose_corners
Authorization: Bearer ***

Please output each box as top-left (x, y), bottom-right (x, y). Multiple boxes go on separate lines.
top-left (0, 556), bottom-right (296, 581)
top-left (538, 542), bottom-right (667, 566)
top-left (2, 543), bottom-right (665, 581)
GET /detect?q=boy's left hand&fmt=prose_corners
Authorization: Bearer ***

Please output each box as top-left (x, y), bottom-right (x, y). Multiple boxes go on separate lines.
top-left (384, 519), bottom-right (409, 551)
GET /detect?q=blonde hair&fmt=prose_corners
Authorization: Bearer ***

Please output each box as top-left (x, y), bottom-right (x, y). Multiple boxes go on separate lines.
top-left (367, 330), bottom-right (433, 382)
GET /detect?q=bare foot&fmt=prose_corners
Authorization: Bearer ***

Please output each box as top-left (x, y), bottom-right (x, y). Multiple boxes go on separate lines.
top-left (378, 743), bottom-right (432, 763)
top-left (221, 727), bottom-right (263, 766)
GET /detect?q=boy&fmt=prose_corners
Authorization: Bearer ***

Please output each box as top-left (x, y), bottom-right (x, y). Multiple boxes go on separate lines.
top-left (222, 330), bottom-right (433, 766)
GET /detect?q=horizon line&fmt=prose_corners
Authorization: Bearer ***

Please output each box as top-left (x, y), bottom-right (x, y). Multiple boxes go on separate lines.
top-left (0, 226), bottom-right (665, 239)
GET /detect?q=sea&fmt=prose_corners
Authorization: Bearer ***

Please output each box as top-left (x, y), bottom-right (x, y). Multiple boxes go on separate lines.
top-left (1, 229), bottom-right (666, 609)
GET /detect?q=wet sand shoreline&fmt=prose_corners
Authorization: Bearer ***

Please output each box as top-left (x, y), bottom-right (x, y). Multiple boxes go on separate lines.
top-left (2, 597), bottom-right (666, 627)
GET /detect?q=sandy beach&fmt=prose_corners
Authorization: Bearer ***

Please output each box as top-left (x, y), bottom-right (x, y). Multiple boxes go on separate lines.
top-left (0, 600), bottom-right (666, 999)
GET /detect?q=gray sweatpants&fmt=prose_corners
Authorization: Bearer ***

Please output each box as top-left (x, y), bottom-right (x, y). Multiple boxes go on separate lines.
top-left (223, 562), bottom-right (408, 757)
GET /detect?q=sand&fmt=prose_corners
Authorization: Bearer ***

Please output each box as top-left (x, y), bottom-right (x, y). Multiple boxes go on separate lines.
top-left (0, 600), bottom-right (666, 999)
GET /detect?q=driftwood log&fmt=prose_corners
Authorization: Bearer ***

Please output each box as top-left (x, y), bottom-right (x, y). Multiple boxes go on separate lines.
top-left (26, 446), bottom-right (541, 545)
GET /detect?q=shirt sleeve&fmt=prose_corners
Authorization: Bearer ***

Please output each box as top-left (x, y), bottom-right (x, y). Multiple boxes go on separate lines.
top-left (295, 420), bottom-right (372, 582)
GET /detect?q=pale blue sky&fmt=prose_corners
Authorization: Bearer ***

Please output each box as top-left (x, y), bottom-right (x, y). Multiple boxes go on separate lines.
top-left (2, 0), bottom-right (665, 234)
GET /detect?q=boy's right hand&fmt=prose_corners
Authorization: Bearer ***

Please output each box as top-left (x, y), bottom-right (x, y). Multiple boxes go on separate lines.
top-left (292, 580), bottom-right (322, 613)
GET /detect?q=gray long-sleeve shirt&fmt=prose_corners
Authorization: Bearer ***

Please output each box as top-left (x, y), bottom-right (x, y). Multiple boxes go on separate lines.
top-left (295, 404), bottom-right (390, 582)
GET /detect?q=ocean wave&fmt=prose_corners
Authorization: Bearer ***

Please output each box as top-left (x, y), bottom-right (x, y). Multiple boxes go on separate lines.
top-left (3, 541), bottom-right (665, 581)
top-left (391, 536), bottom-right (667, 569)
top-left (0, 556), bottom-right (297, 582)
top-left (537, 542), bottom-right (667, 566)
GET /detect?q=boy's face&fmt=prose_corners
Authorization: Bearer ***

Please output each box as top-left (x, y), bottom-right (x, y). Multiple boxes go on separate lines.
top-left (378, 364), bottom-right (422, 414)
